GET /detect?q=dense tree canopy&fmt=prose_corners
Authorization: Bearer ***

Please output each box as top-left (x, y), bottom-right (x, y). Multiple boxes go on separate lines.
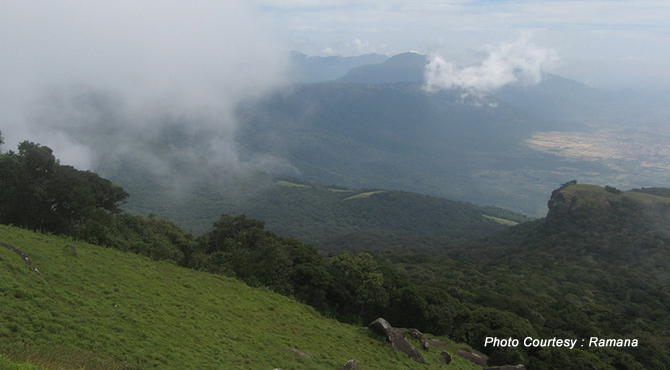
top-left (0, 141), bottom-right (128, 239)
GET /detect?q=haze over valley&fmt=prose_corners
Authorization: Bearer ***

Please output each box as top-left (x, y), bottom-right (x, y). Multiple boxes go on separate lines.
top-left (3, 1), bottom-right (670, 220)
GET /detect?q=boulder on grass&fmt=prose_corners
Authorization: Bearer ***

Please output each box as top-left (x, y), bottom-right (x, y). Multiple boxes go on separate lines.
top-left (343, 359), bottom-right (358, 369)
top-left (368, 318), bottom-right (425, 364)
top-left (441, 351), bottom-right (452, 364)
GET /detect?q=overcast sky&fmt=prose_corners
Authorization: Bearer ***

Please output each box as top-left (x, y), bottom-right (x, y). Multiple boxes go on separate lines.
top-left (259, 0), bottom-right (670, 90)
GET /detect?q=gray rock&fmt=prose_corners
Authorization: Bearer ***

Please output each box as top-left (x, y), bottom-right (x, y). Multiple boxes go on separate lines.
top-left (407, 328), bottom-right (430, 350)
top-left (65, 244), bottom-right (78, 257)
top-left (368, 318), bottom-right (393, 337)
top-left (343, 359), bottom-right (358, 370)
top-left (368, 318), bottom-right (425, 364)
top-left (441, 351), bottom-right (452, 364)
top-left (426, 338), bottom-right (448, 348)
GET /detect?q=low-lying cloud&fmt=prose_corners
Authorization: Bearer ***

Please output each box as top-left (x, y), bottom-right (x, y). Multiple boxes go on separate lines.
top-left (0, 1), bottom-right (289, 174)
top-left (424, 37), bottom-right (558, 97)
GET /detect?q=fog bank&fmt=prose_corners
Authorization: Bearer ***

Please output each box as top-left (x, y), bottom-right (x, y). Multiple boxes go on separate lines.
top-left (0, 1), bottom-right (289, 172)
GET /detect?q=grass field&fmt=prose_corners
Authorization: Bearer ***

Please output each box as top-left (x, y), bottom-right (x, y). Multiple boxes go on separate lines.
top-left (343, 191), bottom-right (387, 200)
top-left (0, 354), bottom-right (47, 370)
top-left (276, 180), bottom-right (310, 188)
top-left (481, 215), bottom-right (518, 226)
top-left (0, 224), bottom-right (481, 370)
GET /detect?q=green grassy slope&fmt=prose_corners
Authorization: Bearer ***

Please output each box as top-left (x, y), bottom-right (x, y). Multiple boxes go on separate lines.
top-left (0, 354), bottom-right (46, 370)
top-left (0, 225), bottom-right (480, 370)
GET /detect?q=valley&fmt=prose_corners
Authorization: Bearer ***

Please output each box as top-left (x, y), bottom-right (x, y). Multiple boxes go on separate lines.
top-left (522, 124), bottom-right (670, 194)
top-left (527, 125), bottom-right (670, 168)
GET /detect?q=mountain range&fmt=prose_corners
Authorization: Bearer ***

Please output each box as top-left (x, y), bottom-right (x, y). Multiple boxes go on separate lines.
top-left (236, 53), bottom-right (607, 217)
top-left (44, 50), bottom-right (655, 223)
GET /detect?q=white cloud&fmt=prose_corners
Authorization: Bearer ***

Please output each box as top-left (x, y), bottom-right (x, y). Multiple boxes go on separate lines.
top-left (353, 38), bottom-right (370, 53)
top-left (261, 0), bottom-right (670, 88)
top-left (424, 37), bottom-right (558, 95)
top-left (0, 0), bottom-right (289, 171)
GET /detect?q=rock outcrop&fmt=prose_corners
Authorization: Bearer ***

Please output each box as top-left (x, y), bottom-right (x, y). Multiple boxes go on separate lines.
top-left (425, 338), bottom-right (448, 348)
top-left (368, 318), bottom-right (425, 364)
top-left (1, 240), bottom-right (40, 274)
top-left (406, 328), bottom-right (429, 350)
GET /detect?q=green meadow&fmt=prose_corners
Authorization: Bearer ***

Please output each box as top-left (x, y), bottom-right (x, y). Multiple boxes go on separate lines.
top-left (0, 224), bottom-right (479, 370)
top-left (481, 215), bottom-right (518, 226)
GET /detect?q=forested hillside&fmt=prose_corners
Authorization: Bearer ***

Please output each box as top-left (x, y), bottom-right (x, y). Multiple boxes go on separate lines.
top-left (381, 182), bottom-right (670, 369)
top-left (117, 174), bottom-right (530, 250)
top-left (2, 135), bottom-right (670, 369)
top-left (234, 80), bottom-right (595, 216)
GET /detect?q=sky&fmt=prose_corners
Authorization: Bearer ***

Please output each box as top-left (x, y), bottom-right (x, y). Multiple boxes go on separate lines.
top-left (259, 0), bottom-right (670, 90)
top-left (1, 0), bottom-right (669, 169)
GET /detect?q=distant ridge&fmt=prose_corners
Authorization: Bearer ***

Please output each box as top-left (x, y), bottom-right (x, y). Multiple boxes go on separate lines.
top-left (287, 51), bottom-right (389, 83)
top-left (335, 52), bottom-right (428, 84)
top-left (495, 72), bottom-right (616, 122)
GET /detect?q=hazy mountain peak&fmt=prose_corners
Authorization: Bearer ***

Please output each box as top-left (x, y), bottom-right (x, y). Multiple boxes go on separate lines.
top-left (335, 52), bottom-right (428, 84)
top-left (287, 51), bottom-right (389, 83)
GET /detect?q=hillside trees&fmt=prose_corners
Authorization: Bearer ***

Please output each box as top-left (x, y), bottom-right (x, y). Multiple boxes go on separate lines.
top-left (194, 214), bottom-right (330, 295)
top-left (105, 213), bottom-right (195, 263)
top-left (0, 141), bottom-right (128, 239)
top-left (330, 251), bottom-right (389, 321)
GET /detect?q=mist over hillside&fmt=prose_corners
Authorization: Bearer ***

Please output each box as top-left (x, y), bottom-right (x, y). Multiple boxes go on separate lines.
top-left (4, 47), bottom-right (670, 221)
top-left (13, 49), bottom-right (665, 225)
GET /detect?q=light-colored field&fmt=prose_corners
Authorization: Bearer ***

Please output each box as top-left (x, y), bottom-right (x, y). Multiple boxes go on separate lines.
top-left (343, 191), bottom-right (387, 200)
top-left (525, 127), bottom-right (670, 166)
top-left (482, 215), bottom-right (518, 226)
top-left (276, 180), bottom-right (310, 188)
top-left (328, 188), bottom-right (354, 193)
